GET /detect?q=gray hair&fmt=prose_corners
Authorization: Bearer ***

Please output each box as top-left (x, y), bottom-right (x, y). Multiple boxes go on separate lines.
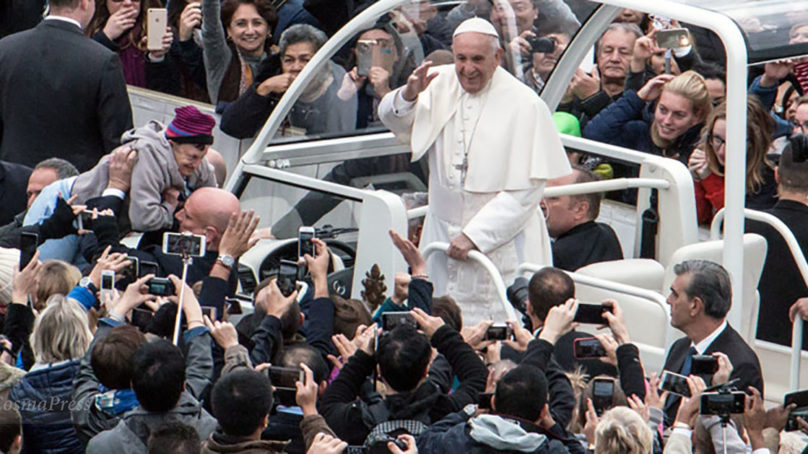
top-left (279, 24), bottom-right (328, 57)
top-left (673, 260), bottom-right (732, 319)
top-left (31, 294), bottom-right (92, 363)
top-left (596, 22), bottom-right (643, 50)
top-left (34, 158), bottom-right (79, 179)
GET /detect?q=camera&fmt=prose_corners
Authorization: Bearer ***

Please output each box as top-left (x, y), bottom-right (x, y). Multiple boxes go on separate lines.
top-left (381, 311), bottom-right (417, 331)
top-left (526, 35), bottom-right (555, 54)
top-left (147, 277), bottom-right (175, 296)
top-left (506, 277), bottom-right (529, 314)
top-left (700, 391), bottom-right (745, 416)
top-left (484, 324), bottom-right (513, 341)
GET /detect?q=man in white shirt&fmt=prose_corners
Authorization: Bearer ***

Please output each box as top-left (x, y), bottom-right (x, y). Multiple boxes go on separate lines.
top-left (379, 17), bottom-right (570, 323)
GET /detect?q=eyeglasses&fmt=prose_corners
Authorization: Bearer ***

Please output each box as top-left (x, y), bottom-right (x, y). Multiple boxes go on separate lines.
top-left (708, 134), bottom-right (726, 149)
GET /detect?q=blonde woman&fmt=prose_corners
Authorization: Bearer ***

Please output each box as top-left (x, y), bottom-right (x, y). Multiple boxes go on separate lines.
top-left (594, 406), bottom-right (653, 454)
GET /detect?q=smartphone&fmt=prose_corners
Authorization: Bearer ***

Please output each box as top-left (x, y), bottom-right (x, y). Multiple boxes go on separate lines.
top-left (267, 366), bottom-right (304, 391)
top-left (356, 39), bottom-right (374, 76)
top-left (573, 302), bottom-right (613, 324)
top-left (224, 297), bottom-right (243, 315)
top-left (381, 311), bottom-right (417, 331)
top-left (478, 392), bottom-right (494, 410)
top-left (19, 232), bottom-right (38, 269)
top-left (659, 370), bottom-right (691, 397)
top-left (162, 232), bottom-right (206, 257)
top-left (298, 226), bottom-right (316, 258)
top-left (784, 389), bottom-right (808, 431)
top-left (76, 210), bottom-right (93, 231)
top-left (101, 270), bottom-right (115, 301)
top-left (140, 261), bottom-right (159, 278)
top-left (277, 260), bottom-right (298, 297)
top-left (484, 324), bottom-right (513, 341)
top-left (691, 355), bottom-right (719, 375)
top-left (119, 256), bottom-right (139, 281)
top-left (592, 378), bottom-right (615, 415)
top-left (656, 28), bottom-right (690, 49)
top-left (573, 337), bottom-right (607, 359)
top-left (699, 391), bottom-right (745, 416)
top-left (147, 8), bottom-right (167, 51)
top-left (201, 306), bottom-right (217, 321)
top-left (146, 277), bottom-right (175, 296)
top-left (131, 307), bottom-right (154, 330)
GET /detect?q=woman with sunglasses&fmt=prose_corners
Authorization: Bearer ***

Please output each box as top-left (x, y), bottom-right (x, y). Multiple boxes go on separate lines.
top-left (688, 97), bottom-right (778, 224)
top-left (87, 0), bottom-right (178, 93)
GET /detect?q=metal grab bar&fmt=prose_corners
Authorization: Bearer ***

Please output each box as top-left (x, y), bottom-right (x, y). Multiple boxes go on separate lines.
top-left (515, 263), bottom-right (670, 319)
top-left (407, 205), bottom-right (429, 220)
top-left (711, 208), bottom-right (808, 391)
top-left (542, 178), bottom-right (670, 197)
top-left (421, 242), bottom-right (517, 321)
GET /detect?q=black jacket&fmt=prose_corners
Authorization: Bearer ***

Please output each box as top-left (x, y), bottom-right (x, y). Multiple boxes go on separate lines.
top-left (552, 221), bottom-right (623, 272)
top-left (0, 20), bottom-right (132, 171)
top-left (0, 161), bottom-right (31, 226)
top-left (320, 325), bottom-right (487, 445)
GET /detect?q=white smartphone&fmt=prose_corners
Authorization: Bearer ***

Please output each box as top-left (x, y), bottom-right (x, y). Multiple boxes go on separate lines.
top-left (162, 232), bottom-right (207, 257)
top-left (298, 226), bottom-right (316, 258)
top-left (147, 8), bottom-right (167, 51)
top-left (100, 270), bottom-right (115, 300)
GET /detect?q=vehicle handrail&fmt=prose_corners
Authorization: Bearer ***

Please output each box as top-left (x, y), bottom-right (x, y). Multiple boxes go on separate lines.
top-left (407, 177), bottom-right (671, 221)
top-left (514, 263), bottom-right (670, 320)
top-left (710, 208), bottom-right (808, 391)
top-left (421, 242), bottom-right (517, 321)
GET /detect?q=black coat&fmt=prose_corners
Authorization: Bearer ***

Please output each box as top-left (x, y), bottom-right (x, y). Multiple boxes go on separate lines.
top-left (0, 161), bottom-right (31, 226)
top-left (746, 200), bottom-right (808, 348)
top-left (0, 19), bottom-right (132, 171)
top-left (551, 221), bottom-right (623, 272)
top-left (661, 324), bottom-right (763, 425)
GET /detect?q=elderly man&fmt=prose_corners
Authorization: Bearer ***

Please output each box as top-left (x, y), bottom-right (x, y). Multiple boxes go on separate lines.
top-left (661, 260), bottom-right (762, 426)
top-left (541, 167), bottom-right (622, 271)
top-left (379, 18), bottom-right (570, 323)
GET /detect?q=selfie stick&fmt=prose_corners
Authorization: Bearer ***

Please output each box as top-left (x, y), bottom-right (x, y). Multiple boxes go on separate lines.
top-left (171, 250), bottom-right (193, 346)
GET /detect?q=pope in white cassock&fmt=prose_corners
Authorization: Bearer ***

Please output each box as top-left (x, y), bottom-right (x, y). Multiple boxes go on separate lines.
top-left (378, 17), bottom-right (571, 324)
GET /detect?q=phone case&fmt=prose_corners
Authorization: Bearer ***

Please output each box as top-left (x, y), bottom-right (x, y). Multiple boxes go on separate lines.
top-left (147, 8), bottom-right (167, 51)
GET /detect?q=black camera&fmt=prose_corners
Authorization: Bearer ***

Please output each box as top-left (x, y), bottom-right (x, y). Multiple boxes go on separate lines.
top-left (147, 277), bottom-right (175, 296)
top-left (700, 391), bottom-right (745, 416)
top-left (506, 277), bottom-right (529, 313)
top-left (526, 35), bottom-right (555, 54)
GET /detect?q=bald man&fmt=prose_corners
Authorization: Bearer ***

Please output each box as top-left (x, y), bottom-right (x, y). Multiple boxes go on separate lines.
top-left (86, 187), bottom-right (257, 303)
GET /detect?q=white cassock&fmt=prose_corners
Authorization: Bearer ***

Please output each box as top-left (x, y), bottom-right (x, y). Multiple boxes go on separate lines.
top-left (379, 64), bottom-right (571, 324)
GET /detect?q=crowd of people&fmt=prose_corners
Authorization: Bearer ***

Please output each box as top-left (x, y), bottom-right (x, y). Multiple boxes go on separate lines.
top-left (3, 0), bottom-right (808, 453)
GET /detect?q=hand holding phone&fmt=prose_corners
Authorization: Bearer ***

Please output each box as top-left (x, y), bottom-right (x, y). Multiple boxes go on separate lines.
top-left (163, 232), bottom-right (206, 257)
top-left (573, 337), bottom-right (607, 359)
top-left (277, 260), bottom-right (299, 297)
top-left (573, 302), bottom-right (613, 324)
top-left (484, 324), bottom-right (513, 341)
top-left (659, 370), bottom-right (691, 397)
top-left (298, 226), bottom-right (316, 258)
top-left (147, 8), bottom-right (168, 51)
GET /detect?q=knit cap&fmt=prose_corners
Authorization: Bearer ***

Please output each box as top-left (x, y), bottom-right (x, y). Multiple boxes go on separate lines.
top-left (165, 106), bottom-right (216, 145)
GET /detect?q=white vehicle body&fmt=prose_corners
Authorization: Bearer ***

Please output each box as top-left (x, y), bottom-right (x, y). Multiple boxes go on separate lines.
top-left (127, 0), bottom-right (808, 403)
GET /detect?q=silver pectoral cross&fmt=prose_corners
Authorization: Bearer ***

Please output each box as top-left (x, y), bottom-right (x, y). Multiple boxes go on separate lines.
top-left (454, 155), bottom-right (469, 186)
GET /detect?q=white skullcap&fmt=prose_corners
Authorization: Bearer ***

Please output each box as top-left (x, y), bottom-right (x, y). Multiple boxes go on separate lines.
top-left (452, 17), bottom-right (499, 39)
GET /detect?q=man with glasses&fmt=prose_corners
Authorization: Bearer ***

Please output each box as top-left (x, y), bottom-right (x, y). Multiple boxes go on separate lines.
top-left (23, 105), bottom-right (218, 262)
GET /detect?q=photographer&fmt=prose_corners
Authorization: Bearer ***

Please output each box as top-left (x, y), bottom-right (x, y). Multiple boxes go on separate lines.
top-left (524, 28), bottom-right (570, 94)
top-left (319, 308), bottom-right (487, 445)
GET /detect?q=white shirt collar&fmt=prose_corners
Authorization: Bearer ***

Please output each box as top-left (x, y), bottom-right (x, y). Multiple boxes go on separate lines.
top-left (692, 320), bottom-right (727, 354)
top-left (45, 15), bottom-right (82, 30)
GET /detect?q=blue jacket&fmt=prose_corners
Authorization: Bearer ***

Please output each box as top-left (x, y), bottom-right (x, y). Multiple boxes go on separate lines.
top-left (10, 360), bottom-right (84, 454)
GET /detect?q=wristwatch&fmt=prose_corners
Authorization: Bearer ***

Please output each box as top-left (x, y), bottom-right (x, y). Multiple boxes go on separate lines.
top-left (216, 254), bottom-right (235, 270)
top-left (79, 276), bottom-right (98, 294)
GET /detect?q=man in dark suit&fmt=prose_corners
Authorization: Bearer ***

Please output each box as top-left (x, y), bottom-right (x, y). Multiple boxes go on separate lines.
top-left (0, 0), bottom-right (132, 172)
top-left (0, 161), bottom-right (32, 226)
top-left (661, 260), bottom-right (763, 426)
top-left (747, 136), bottom-right (808, 348)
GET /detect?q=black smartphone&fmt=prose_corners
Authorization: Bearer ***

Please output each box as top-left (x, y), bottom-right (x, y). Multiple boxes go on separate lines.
top-left (484, 324), bottom-right (513, 341)
top-left (224, 298), bottom-right (243, 315)
top-left (267, 366), bottom-right (304, 391)
top-left (139, 261), bottom-right (159, 278)
top-left (298, 226), bottom-right (315, 258)
top-left (573, 337), bottom-right (607, 359)
top-left (278, 260), bottom-right (298, 297)
top-left (478, 392), bottom-right (494, 410)
top-left (19, 232), bottom-right (38, 269)
top-left (784, 389), bottom-right (808, 431)
top-left (573, 302), bottom-right (613, 324)
top-left (381, 311), bottom-right (417, 331)
top-left (691, 355), bottom-right (719, 375)
top-left (659, 370), bottom-right (691, 397)
top-left (201, 306), bottom-right (217, 321)
top-left (592, 378), bottom-right (615, 415)
top-left (131, 307), bottom-right (154, 330)
top-left (146, 277), bottom-right (175, 296)
top-left (116, 256), bottom-right (140, 289)
top-left (699, 391), bottom-right (745, 416)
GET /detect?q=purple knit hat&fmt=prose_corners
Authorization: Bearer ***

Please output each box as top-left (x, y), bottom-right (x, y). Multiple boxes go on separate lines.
top-left (165, 106), bottom-right (216, 145)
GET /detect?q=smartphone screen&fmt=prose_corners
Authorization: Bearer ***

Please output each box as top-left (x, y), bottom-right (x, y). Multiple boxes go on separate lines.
top-left (163, 232), bottom-right (205, 257)
top-left (484, 324), bottom-right (512, 341)
top-left (659, 371), bottom-right (691, 397)
top-left (381, 311), bottom-right (417, 331)
top-left (278, 260), bottom-right (298, 297)
top-left (101, 272), bottom-right (115, 291)
top-left (19, 232), bottom-right (38, 269)
top-left (268, 366), bottom-right (303, 391)
top-left (573, 303), bottom-right (612, 324)
top-left (356, 40), bottom-right (374, 76)
top-left (593, 379), bottom-right (615, 397)
top-left (573, 337), bottom-right (606, 359)
top-left (298, 228), bottom-right (315, 258)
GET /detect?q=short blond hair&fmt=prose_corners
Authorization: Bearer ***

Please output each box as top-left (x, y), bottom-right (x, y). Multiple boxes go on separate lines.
top-left (30, 295), bottom-right (92, 364)
top-left (594, 407), bottom-right (653, 454)
top-left (34, 260), bottom-right (81, 311)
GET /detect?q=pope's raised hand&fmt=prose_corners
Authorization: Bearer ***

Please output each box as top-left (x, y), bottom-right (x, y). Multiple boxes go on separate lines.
top-left (402, 61), bottom-right (437, 102)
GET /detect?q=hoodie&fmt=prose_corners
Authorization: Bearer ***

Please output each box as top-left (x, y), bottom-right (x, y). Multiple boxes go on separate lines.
top-left (70, 121), bottom-right (217, 232)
